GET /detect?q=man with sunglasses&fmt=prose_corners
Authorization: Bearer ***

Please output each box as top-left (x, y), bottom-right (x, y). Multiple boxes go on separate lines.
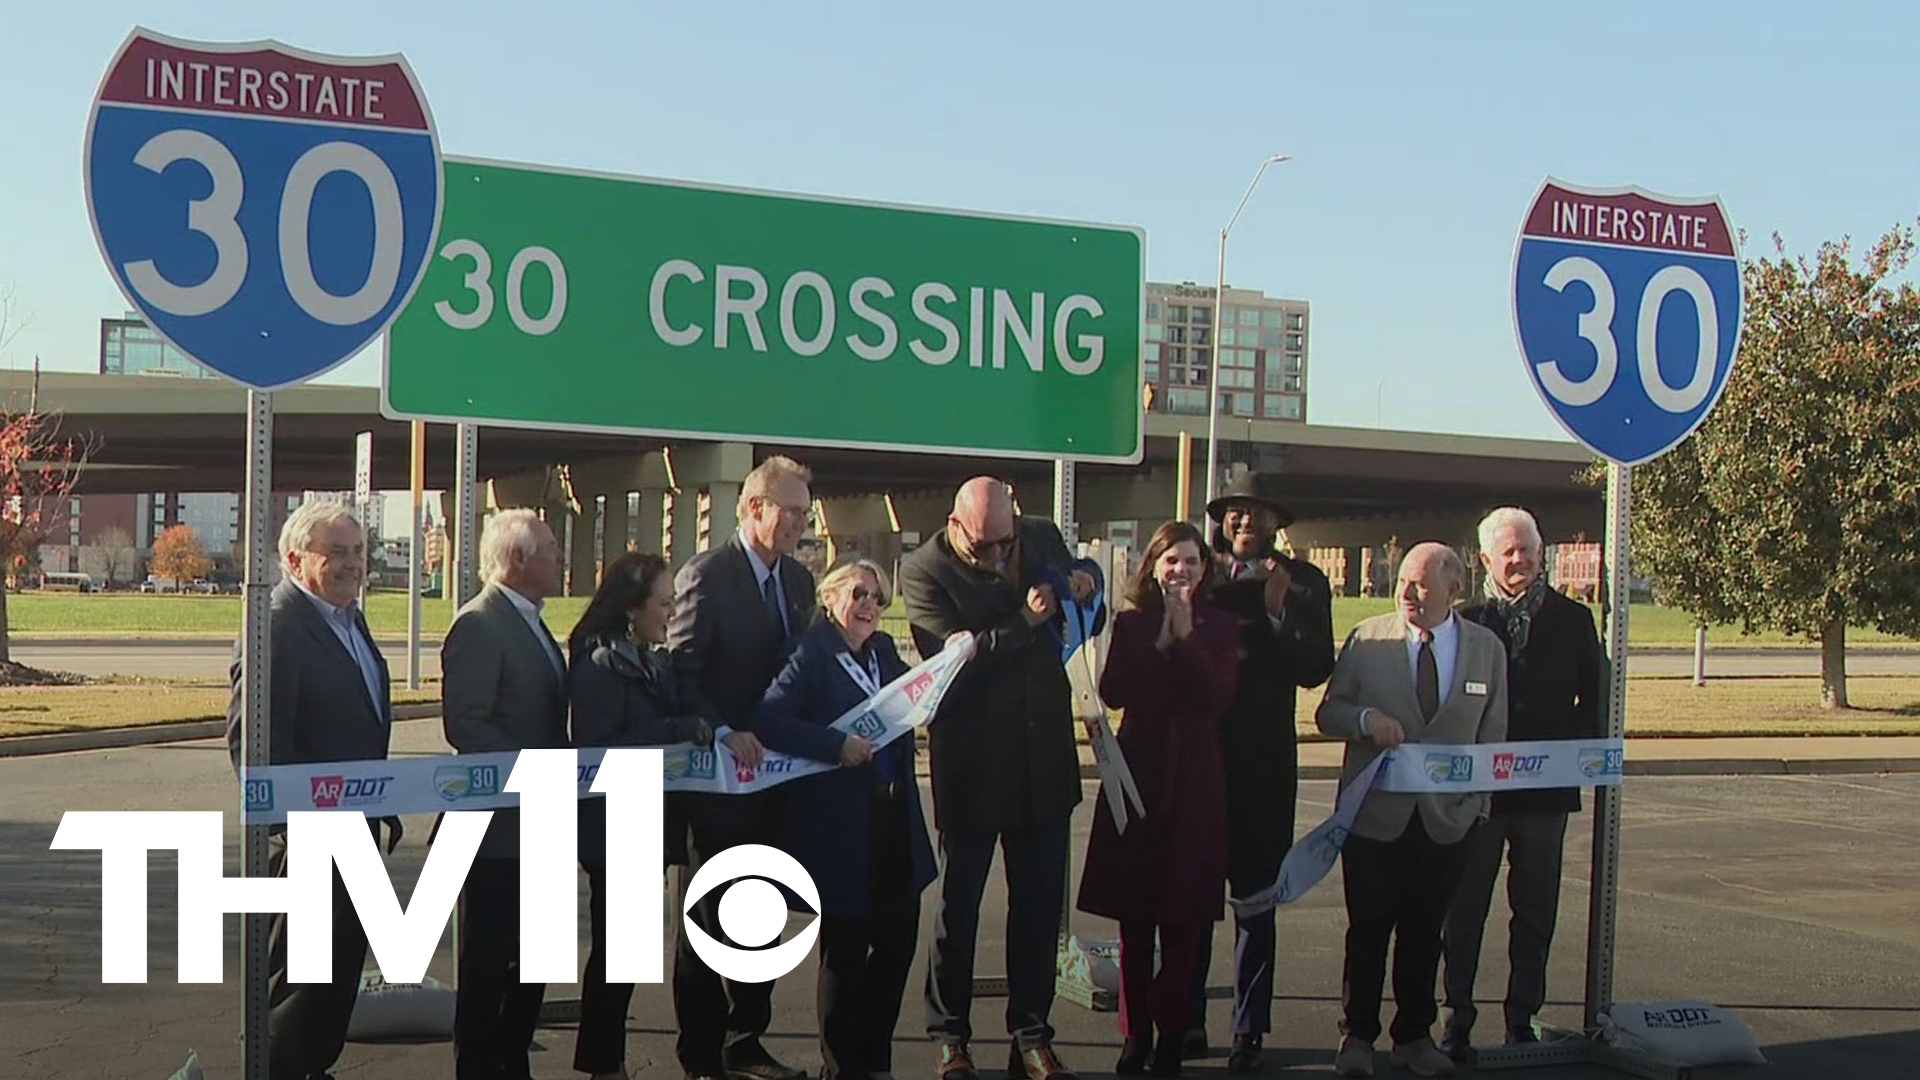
top-left (900, 476), bottom-right (1097, 1080)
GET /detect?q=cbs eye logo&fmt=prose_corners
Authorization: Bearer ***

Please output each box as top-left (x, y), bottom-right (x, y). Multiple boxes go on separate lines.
top-left (682, 844), bottom-right (821, 982)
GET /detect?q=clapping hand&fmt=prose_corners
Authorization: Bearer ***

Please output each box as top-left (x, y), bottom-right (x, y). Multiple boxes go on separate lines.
top-left (1163, 580), bottom-right (1194, 641)
top-left (1262, 557), bottom-right (1293, 618)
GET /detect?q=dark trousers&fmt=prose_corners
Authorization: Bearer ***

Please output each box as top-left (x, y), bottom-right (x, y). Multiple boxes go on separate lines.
top-left (454, 856), bottom-right (547, 1080)
top-left (1442, 811), bottom-right (1569, 1038)
top-left (673, 790), bottom-right (781, 1074)
top-left (265, 830), bottom-right (370, 1080)
top-left (1189, 827), bottom-right (1289, 1037)
top-left (817, 789), bottom-right (922, 1079)
top-left (924, 817), bottom-right (1070, 1048)
top-left (575, 863), bottom-right (635, 1075)
top-left (1121, 921), bottom-right (1202, 1041)
top-left (1339, 814), bottom-right (1475, 1046)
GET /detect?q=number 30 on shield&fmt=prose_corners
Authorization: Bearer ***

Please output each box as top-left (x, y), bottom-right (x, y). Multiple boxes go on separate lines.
top-left (1531, 257), bottom-right (1721, 414)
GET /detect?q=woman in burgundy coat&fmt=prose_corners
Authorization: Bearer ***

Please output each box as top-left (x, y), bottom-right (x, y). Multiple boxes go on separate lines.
top-left (1076, 520), bottom-right (1240, 1078)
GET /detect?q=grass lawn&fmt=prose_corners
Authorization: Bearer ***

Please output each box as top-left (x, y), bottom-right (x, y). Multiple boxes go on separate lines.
top-left (1285, 674), bottom-right (1920, 739)
top-left (0, 681), bottom-right (440, 738)
top-left (5, 590), bottom-right (1912, 649)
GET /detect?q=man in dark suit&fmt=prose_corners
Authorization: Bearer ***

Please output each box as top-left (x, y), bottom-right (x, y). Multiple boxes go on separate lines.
top-left (442, 508), bottom-right (571, 1080)
top-left (1187, 474), bottom-right (1336, 1072)
top-left (668, 455), bottom-right (818, 1080)
top-left (226, 500), bottom-right (397, 1080)
top-left (1441, 507), bottom-right (1601, 1062)
top-left (900, 476), bottom-right (1094, 1080)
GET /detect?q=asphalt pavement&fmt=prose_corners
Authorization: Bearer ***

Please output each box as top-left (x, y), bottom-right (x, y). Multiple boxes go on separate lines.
top-left (11, 639), bottom-right (1920, 682)
top-left (2, 724), bottom-right (1917, 1079)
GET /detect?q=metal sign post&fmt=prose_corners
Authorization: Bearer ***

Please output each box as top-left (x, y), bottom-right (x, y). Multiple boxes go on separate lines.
top-left (408, 420), bottom-right (425, 690)
top-left (1586, 461), bottom-right (1630, 1027)
top-left (354, 430), bottom-right (373, 610)
top-left (239, 389), bottom-right (273, 1080)
top-left (452, 423), bottom-right (480, 609)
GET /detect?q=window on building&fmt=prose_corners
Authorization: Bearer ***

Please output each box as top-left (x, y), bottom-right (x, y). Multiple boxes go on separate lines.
top-left (1287, 312), bottom-right (1305, 331)
top-left (1263, 368), bottom-right (1286, 391)
top-left (1168, 325), bottom-right (1187, 344)
top-left (1144, 362), bottom-right (1160, 382)
top-left (1191, 306), bottom-right (1211, 325)
top-left (1220, 327), bottom-right (1237, 346)
top-left (1168, 388), bottom-right (1207, 414)
top-left (1193, 327), bottom-right (1211, 347)
top-left (1282, 396), bottom-right (1303, 419)
top-left (1285, 352), bottom-right (1303, 373)
top-left (1168, 346), bottom-right (1187, 365)
top-left (1287, 333), bottom-right (1304, 350)
top-left (1145, 301), bottom-right (1162, 320)
top-left (1221, 392), bottom-right (1253, 416)
top-left (1262, 309), bottom-right (1286, 328)
top-left (1233, 369), bottom-right (1258, 389)
top-left (1239, 308), bottom-right (1261, 327)
top-left (1284, 374), bottom-right (1302, 392)
top-left (1262, 395), bottom-right (1284, 418)
top-left (1147, 322), bottom-right (1164, 342)
top-left (1168, 304), bottom-right (1187, 322)
top-left (1261, 329), bottom-right (1283, 349)
top-left (1143, 342), bottom-right (1161, 362)
top-left (1188, 367), bottom-right (1209, 386)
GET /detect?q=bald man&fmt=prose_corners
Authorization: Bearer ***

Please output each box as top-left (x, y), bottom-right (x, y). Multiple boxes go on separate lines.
top-left (1316, 543), bottom-right (1508, 1079)
top-left (899, 477), bottom-right (1096, 1080)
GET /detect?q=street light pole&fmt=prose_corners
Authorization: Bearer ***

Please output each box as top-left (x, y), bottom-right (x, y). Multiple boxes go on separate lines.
top-left (1205, 153), bottom-right (1291, 512)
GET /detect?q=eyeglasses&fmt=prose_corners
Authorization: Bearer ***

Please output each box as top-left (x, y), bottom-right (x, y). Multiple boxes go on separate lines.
top-left (757, 496), bottom-right (816, 527)
top-left (957, 519), bottom-right (1016, 556)
top-left (305, 543), bottom-right (365, 560)
top-left (850, 586), bottom-right (886, 605)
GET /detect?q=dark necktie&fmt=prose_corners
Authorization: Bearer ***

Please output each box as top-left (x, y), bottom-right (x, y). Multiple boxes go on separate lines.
top-left (1416, 628), bottom-right (1440, 721)
top-left (762, 571), bottom-right (786, 635)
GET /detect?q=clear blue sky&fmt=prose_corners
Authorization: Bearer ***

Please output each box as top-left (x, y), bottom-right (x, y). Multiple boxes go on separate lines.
top-left (4, 0), bottom-right (1915, 441)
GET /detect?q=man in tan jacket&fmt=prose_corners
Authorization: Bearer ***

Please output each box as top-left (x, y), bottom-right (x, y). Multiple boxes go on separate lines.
top-left (1317, 542), bottom-right (1508, 1079)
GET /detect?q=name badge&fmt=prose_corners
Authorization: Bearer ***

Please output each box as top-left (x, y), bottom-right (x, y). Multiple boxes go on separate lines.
top-left (1465, 680), bottom-right (1489, 696)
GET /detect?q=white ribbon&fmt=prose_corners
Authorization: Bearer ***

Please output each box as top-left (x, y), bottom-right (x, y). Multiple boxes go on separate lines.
top-left (241, 634), bottom-right (976, 825)
top-left (1229, 736), bottom-right (1624, 915)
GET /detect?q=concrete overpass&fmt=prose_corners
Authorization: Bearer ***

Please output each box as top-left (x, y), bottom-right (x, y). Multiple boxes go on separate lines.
top-left (6, 370), bottom-right (1601, 593)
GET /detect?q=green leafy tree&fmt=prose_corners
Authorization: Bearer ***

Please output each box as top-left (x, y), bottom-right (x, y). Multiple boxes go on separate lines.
top-left (1625, 221), bottom-right (1920, 708)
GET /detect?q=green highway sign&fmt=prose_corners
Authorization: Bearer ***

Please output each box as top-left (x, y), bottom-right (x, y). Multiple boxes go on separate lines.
top-left (383, 157), bottom-right (1145, 462)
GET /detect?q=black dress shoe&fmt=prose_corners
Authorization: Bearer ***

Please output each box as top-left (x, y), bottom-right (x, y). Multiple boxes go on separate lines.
top-left (1440, 1027), bottom-right (1476, 1066)
top-left (723, 1046), bottom-right (806, 1080)
top-left (938, 1041), bottom-right (980, 1080)
top-left (1148, 1038), bottom-right (1183, 1078)
top-left (1226, 1034), bottom-right (1264, 1073)
top-left (1507, 1020), bottom-right (1540, 1044)
top-left (1116, 1035), bottom-right (1154, 1076)
top-left (1180, 1028), bottom-right (1209, 1061)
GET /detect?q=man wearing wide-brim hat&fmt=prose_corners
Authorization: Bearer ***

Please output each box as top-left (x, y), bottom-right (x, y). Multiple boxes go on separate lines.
top-left (1183, 473), bottom-right (1337, 1072)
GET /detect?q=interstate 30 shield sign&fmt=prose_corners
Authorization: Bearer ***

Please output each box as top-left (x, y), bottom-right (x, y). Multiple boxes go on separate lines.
top-left (85, 28), bottom-right (442, 390)
top-left (1512, 179), bottom-right (1742, 465)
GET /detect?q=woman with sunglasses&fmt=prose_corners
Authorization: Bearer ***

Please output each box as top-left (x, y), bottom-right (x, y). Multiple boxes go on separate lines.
top-left (566, 551), bottom-right (714, 1080)
top-left (752, 556), bottom-right (941, 1080)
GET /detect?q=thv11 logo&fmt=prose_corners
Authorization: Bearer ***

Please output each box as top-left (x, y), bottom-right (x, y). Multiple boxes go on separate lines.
top-left (49, 749), bottom-right (819, 986)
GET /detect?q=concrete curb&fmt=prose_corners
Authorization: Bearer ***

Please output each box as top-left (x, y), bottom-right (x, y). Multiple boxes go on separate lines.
top-left (1083, 759), bottom-right (1920, 781)
top-left (0, 703), bottom-right (441, 759)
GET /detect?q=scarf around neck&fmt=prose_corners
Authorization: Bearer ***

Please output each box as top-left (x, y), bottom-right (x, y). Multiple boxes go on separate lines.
top-left (1485, 573), bottom-right (1548, 658)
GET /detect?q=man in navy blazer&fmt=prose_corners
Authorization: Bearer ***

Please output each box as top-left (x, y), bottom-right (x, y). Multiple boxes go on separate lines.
top-left (668, 455), bottom-right (818, 1080)
top-left (225, 500), bottom-right (395, 1080)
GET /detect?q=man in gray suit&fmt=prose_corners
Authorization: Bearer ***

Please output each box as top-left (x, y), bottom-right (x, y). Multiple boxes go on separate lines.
top-left (442, 508), bottom-right (570, 1080)
top-left (226, 499), bottom-right (398, 1080)
top-left (1317, 543), bottom-right (1508, 1079)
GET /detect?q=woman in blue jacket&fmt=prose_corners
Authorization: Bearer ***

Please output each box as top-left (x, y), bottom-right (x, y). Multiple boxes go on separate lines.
top-left (754, 556), bottom-right (938, 1080)
top-left (566, 551), bottom-right (712, 1080)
